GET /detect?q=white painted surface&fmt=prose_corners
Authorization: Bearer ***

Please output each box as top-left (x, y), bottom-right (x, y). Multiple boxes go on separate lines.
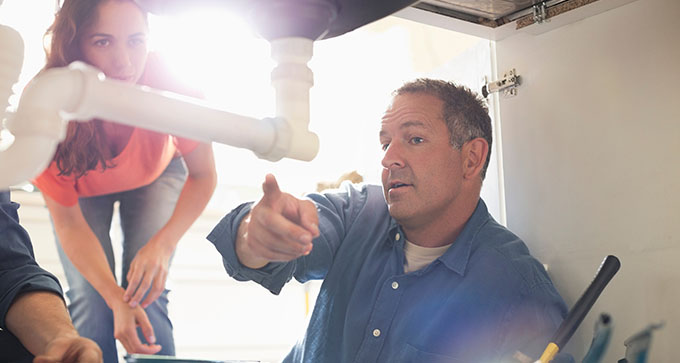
top-left (395, 0), bottom-right (639, 41)
top-left (494, 0), bottom-right (680, 361)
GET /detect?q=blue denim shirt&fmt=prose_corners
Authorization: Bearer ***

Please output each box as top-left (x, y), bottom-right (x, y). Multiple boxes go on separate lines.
top-left (0, 190), bottom-right (63, 328)
top-left (208, 183), bottom-right (570, 362)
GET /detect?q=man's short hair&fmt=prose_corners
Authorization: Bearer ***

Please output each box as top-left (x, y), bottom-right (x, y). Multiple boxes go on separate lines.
top-left (394, 79), bottom-right (493, 180)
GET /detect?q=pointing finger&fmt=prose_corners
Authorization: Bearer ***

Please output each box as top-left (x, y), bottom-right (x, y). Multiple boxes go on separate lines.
top-left (261, 174), bottom-right (282, 204)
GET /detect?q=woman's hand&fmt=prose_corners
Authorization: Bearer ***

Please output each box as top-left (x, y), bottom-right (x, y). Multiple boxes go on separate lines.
top-left (124, 143), bottom-right (216, 308)
top-left (123, 236), bottom-right (174, 308)
top-left (41, 196), bottom-right (161, 354)
top-left (110, 297), bottom-right (161, 355)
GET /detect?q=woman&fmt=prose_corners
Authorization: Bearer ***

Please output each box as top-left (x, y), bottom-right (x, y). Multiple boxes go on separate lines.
top-left (32, 0), bottom-right (217, 361)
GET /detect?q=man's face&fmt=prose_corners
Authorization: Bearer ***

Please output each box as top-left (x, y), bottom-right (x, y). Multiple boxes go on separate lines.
top-left (380, 93), bottom-right (464, 228)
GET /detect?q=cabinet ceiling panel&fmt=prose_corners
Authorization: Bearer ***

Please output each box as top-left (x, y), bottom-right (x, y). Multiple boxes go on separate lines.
top-left (416, 0), bottom-right (537, 20)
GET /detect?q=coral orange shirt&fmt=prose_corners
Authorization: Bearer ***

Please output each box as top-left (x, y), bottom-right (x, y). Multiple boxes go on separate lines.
top-left (33, 53), bottom-right (201, 206)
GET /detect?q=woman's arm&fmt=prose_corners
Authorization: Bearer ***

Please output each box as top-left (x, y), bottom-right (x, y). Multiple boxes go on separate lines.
top-left (43, 196), bottom-right (161, 355)
top-left (124, 142), bottom-right (217, 308)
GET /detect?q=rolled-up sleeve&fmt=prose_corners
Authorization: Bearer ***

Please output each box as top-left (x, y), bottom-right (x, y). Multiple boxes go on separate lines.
top-left (207, 201), bottom-right (298, 295)
top-left (207, 183), bottom-right (370, 296)
top-left (0, 191), bottom-right (63, 330)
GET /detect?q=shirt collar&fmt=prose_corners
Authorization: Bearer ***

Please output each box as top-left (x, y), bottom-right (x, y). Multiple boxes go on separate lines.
top-left (388, 198), bottom-right (490, 276)
top-left (387, 218), bottom-right (402, 246)
top-left (0, 190), bottom-right (9, 204)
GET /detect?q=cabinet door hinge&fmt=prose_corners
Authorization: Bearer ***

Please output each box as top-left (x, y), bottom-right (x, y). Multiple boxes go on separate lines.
top-left (482, 69), bottom-right (521, 98)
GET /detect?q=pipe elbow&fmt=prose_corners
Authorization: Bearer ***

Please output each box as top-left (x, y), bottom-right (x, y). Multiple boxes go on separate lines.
top-left (288, 127), bottom-right (319, 161)
top-left (0, 134), bottom-right (59, 188)
top-left (13, 63), bottom-right (91, 134)
top-left (254, 117), bottom-right (319, 161)
top-left (0, 24), bottom-right (24, 121)
top-left (0, 62), bottom-right (95, 188)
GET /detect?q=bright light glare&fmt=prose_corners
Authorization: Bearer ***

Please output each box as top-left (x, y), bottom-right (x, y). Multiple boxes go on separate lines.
top-left (149, 8), bottom-right (275, 118)
top-left (0, 0), bottom-right (56, 109)
top-left (148, 10), bottom-right (487, 204)
top-left (147, 8), bottom-right (421, 198)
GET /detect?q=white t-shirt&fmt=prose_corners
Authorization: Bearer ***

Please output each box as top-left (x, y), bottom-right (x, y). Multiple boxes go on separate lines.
top-left (403, 239), bottom-right (452, 273)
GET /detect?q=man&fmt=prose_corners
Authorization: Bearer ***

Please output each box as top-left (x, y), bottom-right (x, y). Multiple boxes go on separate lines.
top-left (1, 190), bottom-right (102, 362)
top-left (208, 79), bottom-right (571, 362)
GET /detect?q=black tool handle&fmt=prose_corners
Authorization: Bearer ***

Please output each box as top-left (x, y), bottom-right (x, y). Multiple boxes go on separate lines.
top-left (551, 255), bottom-right (621, 348)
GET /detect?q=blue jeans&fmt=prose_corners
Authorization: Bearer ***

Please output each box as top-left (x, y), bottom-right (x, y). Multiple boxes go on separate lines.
top-left (54, 157), bottom-right (187, 363)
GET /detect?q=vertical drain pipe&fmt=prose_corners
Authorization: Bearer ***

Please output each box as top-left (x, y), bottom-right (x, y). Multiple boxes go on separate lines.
top-left (0, 24), bottom-right (22, 124)
top-left (0, 24), bottom-right (62, 188)
top-left (264, 37), bottom-right (319, 161)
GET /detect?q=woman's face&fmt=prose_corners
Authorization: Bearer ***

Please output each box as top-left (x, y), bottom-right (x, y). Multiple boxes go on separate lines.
top-left (79, 0), bottom-right (148, 83)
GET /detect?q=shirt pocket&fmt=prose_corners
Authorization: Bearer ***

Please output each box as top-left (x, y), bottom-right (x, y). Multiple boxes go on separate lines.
top-left (395, 343), bottom-right (464, 363)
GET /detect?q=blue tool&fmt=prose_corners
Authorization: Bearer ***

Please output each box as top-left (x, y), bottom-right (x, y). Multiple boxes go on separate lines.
top-left (582, 313), bottom-right (612, 363)
top-left (618, 322), bottom-right (664, 363)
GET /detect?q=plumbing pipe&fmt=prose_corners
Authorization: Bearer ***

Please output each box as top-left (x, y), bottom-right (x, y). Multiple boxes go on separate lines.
top-left (3, 66), bottom-right (72, 186)
top-left (0, 24), bottom-right (62, 189)
top-left (2, 56), bottom-right (321, 188)
top-left (269, 37), bottom-right (320, 161)
top-left (0, 24), bottom-right (22, 127)
top-left (0, 133), bottom-right (61, 188)
top-left (61, 62), bottom-right (278, 154)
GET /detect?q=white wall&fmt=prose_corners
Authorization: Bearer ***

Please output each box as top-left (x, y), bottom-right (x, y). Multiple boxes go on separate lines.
top-left (495, 0), bottom-right (680, 361)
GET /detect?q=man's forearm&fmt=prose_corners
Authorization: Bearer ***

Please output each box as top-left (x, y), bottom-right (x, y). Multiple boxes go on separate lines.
top-left (5, 291), bottom-right (79, 356)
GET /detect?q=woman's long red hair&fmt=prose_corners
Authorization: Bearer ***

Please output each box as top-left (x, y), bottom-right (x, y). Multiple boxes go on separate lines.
top-left (43, 0), bottom-right (144, 178)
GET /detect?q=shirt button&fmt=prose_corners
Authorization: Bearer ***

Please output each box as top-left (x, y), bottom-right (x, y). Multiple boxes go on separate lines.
top-left (395, 233), bottom-right (401, 241)
top-left (391, 281), bottom-right (399, 290)
top-left (373, 329), bottom-right (381, 337)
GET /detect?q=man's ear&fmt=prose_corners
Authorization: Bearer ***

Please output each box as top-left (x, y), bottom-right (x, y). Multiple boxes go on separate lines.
top-left (461, 138), bottom-right (489, 180)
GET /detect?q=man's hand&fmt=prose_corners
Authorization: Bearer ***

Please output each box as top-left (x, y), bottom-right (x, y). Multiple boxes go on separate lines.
top-left (236, 174), bottom-right (320, 269)
top-left (33, 335), bottom-right (102, 363)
